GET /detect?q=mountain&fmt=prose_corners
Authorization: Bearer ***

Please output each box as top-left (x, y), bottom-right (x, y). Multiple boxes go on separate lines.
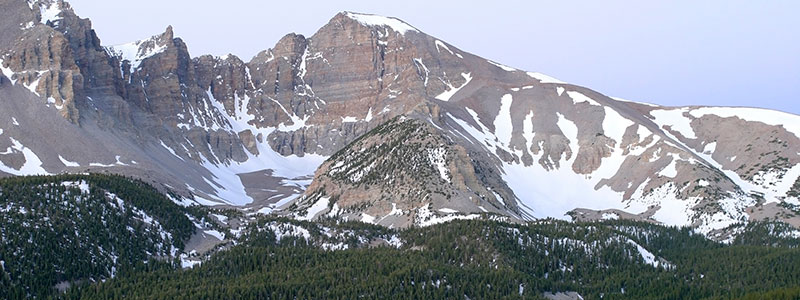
top-left (1, 0), bottom-right (799, 241)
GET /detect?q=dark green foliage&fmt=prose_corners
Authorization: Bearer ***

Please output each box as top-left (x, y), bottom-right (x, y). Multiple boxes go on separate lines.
top-left (732, 221), bottom-right (800, 248)
top-left (787, 177), bottom-right (800, 198)
top-left (64, 218), bottom-right (800, 300)
top-left (0, 174), bottom-right (196, 299)
top-left (726, 286), bottom-right (800, 300)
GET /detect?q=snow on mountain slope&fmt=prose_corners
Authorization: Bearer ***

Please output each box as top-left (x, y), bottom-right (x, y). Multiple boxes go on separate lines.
top-left (0, 138), bottom-right (49, 176)
top-left (650, 108), bottom-right (698, 139)
top-left (646, 106), bottom-right (800, 206)
top-left (106, 36), bottom-right (168, 72)
top-left (430, 60), bottom-right (800, 236)
top-left (690, 107), bottom-right (800, 140)
top-left (343, 11), bottom-right (419, 34)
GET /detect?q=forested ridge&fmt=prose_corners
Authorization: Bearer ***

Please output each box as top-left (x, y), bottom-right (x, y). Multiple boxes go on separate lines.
top-left (67, 218), bottom-right (800, 300)
top-left (0, 174), bottom-right (200, 299)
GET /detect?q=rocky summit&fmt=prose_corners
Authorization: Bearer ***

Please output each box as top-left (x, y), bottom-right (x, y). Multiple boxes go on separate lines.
top-left (1, 0), bottom-right (800, 242)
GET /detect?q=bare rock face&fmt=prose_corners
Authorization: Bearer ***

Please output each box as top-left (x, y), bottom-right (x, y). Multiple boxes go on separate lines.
top-left (2, 24), bottom-right (82, 122)
top-left (45, 0), bottom-right (121, 91)
top-left (0, 0), bottom-right (123, 123)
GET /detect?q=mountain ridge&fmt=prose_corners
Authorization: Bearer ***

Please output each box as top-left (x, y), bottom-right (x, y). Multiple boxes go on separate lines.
top-left (1, 0), bottom-right (799, 241)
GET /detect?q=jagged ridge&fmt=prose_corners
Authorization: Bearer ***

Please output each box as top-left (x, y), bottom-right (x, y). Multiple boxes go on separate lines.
top-left (0, 1), bottom-right (799, 241)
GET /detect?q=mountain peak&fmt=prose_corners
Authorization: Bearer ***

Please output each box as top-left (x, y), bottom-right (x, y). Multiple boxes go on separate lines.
top-left (336, 11), bottom-right (419, 35)
top-left (105, 25), bottom-right (175, 72)
top-left (163, 25), bottom-right (174, 40)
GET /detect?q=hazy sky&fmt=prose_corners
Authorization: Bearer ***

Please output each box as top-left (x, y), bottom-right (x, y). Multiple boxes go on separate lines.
top-left (68, 0), bottom-right (799, 114)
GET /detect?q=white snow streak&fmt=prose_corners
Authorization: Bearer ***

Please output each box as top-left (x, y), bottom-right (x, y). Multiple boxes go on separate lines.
top-left (299, 197), bottom-right (330, 221)
top-left (527, 72), bottom-right (566, 84)
top-left (493, 94), bottom-right (514, 145)
top-left (566, 91), bottom-right (601, 107)
top-left (435, 73), bottom-right (472, 101)
top-left (58, 155), bottom-right (80, 167)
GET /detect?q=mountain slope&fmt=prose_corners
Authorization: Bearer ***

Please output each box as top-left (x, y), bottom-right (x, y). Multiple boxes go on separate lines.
top-left (0, 2), bottom-right (798, 240)
top-left (0, 174), bottom-right (202, 298)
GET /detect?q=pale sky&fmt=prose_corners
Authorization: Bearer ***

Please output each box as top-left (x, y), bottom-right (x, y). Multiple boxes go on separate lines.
top-left (68, 0), bottom-right (799, 114)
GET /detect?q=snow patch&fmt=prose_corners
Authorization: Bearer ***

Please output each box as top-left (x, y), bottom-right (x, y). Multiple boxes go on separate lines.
top-left (299, 197), bottom-right (330, 221)
top-left (204, 230), bottom-right (224, 241)
top-left (61, 180), bottom-right (90, 194)
top-left (106, 35), bottom-right (168, 73)
top-left (626, 239), bottom-right (670, 268)
top-left (278, 114), bottom-right (310, 132)
top-left (648, 184), bottom-right (696, 226)
top-left (603, 107), bottom-right (634, 145)
top-left (426, 148), bottom-right (450, 183)
top-left (415, 204), bottom-right (479, 226)
top-left (344, 12), bottom-right (418, 34)
top-left (658, 156), bottom-right (679, 178)
top-left (435, 72), bottom-right (472, 101)
top-left (438, 208), bottom-right (458, 214)
top-left (611, 96), bottom-right (659, 107)
top-left (522, 111), bottom-right (535, 156)
top-left (388, 203), bottom-right (403, 216)
top-left (365, 108), bottom-right (373, 122)
top-left (556, 113), bottom-right (579, 163)
top-left (23, 76), bottom-right (41, 96)
top-left (38, 0), bottom-right (63, 25)
top-left (58, 155), bottom-right (80, 167)
top-left (601, 213), bottom-right (619, 220)
top-left (493, 94), bottom-right (514, 145)
top-left (434, 40), bottom-right (454, 55)
top-left (268, 222), bottom-right (311, 241)
top-left (703, 142), bottom-right (717, 155)
top-left (650, 108), bottom-right (697, 139)
top-left (192, 89), bottom-right (326, 206)
top-left (20, 21), bottom-right (35, 30)
top-left (0, 138), bottom-right (49, 175)
top-left (361, 213), bottom-right (376, 224)
top-left (487, 60), bottom-right (516, 71)
top-left (413, 58), bottom-right (430, 86)
top-left (566, 91), bottom-right (601, 106)
top-left (527, 72), bottom-right (566, 84)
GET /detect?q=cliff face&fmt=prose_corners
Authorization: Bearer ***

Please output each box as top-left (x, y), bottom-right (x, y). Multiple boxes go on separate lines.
top-left (1, 3), bottom-right (799, 240)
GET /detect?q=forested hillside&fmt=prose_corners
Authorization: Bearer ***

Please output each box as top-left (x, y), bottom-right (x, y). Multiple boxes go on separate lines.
top-left (2, 174), bottom-right (799, 299)
top-left (66, 218), bottom-right (800, 300)
top-left (0, 174), bottom-right (202, 299)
